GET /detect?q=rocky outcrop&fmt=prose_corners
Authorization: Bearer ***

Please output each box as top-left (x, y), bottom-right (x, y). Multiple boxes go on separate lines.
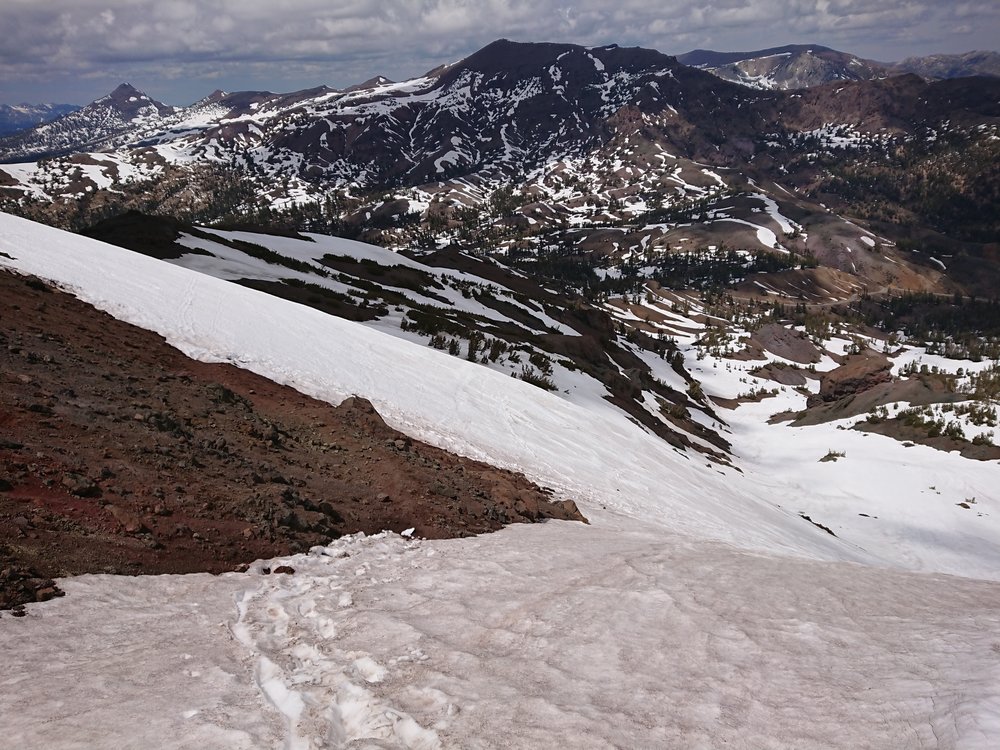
top-left (808, 352), bottom-right (893, 406)
top-left (744, 323), bottom-right (824, 364)
top-left (0, 548), bottom-right (64, 613)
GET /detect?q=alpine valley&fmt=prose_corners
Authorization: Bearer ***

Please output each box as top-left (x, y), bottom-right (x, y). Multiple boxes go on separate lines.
top-left (1, 38), bottom-right (1000, 749)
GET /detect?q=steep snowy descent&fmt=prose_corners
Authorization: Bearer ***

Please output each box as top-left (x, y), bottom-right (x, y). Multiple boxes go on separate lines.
top-left (1, 212), bottom-right (999, 749)
top-left (0, 211), bottom-right (849, 562)
top-left (81, 213), bottom-right (1000, 580)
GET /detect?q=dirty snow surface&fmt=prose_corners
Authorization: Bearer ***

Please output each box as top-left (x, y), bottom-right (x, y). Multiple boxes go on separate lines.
top-left (2, 212), bottom-right (999, 749)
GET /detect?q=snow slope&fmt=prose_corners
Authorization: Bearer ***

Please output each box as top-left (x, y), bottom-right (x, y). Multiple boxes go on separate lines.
top-left (120, 220), bottom-right (1000, 580)
top-left (2, 212), bottom-right (999, 749)
top-left (603, 290), bottom-right (1000, 581)
top-left (0, 212), bottom-right (845, 561)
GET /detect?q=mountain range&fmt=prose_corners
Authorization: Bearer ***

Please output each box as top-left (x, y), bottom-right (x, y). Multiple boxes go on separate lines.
top-left (0, 39), bottom-right (996, 304)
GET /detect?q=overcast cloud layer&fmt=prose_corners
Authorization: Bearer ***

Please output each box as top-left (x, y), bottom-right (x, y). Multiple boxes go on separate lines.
top-left (2, 0), bottom-right (998, 105)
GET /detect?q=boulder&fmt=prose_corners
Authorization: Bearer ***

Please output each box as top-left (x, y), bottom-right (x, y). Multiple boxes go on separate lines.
top-left (808, 352), bottom-right (893, 406)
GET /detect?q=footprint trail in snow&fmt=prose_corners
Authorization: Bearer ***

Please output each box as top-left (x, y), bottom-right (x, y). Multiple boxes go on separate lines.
top-left (230, 533), bottom-right (446, 750)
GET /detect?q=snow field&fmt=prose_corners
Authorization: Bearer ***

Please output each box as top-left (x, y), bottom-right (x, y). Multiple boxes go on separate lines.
top-left (600, 287), bottom-right (1000, 579)
top-left (0, 572), bottom-right (282, 749)
top-left (4, 521), bottom-right (1000, 748)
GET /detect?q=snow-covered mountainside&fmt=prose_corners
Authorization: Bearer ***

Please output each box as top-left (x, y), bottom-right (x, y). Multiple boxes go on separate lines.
top-left (3, 211), bottom-right (999, 575)
top-left (2, 213), bottom-right (999, 748)
top-left (0, 83), bottom-right (174, 161)
top-left (0, 102), bottom-right (80, 136)
top-left (0, 212), bottom-right (837, 556)
top-left (79, 210), bottom-right (736, 461)
top-left (74, 211), bottom-right (1000, 574)
top-left (678, 44), bottom-right (887, 90)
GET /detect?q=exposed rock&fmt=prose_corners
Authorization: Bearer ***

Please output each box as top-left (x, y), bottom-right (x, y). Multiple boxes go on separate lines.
top-left (61, 472), bottom-right (100, 497)
top-left (744, 324), bottom-right (823, 365)
top-left (793, 371), bottom-right (964, 427)
top-left (105, 505), bottom-right (150, 535)
top-left (35, 586), bottom-right (60, 602)
top-left (808, 352), bottom-right (892, 406)
top-left (854, 420), bottom-right (1000, 462)
top-left (0, 269), bottom-right (586, 610)
top-left (0, 547), bottom-right (65, 610)
top-left (750, 363), bottom-right (809, 387)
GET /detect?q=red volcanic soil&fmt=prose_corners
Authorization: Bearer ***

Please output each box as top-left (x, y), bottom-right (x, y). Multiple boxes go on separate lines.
top-left (0, 270), bottom-right (584, 611)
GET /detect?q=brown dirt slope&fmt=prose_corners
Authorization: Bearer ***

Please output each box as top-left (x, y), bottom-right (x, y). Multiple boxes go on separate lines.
top-left (0, 270), bottom-right (584, 610)
top-left (740, 323), bottom-right (824, 364)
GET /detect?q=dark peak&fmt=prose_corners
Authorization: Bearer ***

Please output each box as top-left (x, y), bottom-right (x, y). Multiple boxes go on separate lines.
top-left (443, 38), bottom-right (676, 85)
top-left (90, 82), bottom-right (174, 117)
top-left (93, 83), bottom-right (132, 101)
top-left (95, 82), bottom-right (153, 107)
top-left (346, 76), bottom-right (395, 92)
top-left (460, 39), bottom-right (577, 72)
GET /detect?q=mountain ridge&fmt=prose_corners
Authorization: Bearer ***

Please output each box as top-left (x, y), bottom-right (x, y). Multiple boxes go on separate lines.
top-left (677, 43), bottom-right (999, 90)
top-left (0, 83), bottom-right (174, 162)
top-left (0, 38), bottom-right (997, 300)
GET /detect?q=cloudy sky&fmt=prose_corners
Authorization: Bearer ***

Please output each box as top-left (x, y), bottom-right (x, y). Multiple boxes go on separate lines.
top-left (2, 0), bottom-right (998, 105)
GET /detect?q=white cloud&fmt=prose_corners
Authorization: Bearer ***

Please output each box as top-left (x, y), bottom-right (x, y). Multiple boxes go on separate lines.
top-left (0, 1), bottom-right (996, 104)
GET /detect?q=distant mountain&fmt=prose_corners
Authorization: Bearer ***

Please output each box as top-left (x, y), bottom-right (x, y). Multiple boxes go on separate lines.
top-left (0, 40), bottom-right (754, 179)
top-left (678, 45), bottom-right (1000, 90)
top-left (891, 51), bottom-right (1000, 80)
top-left (677, 44), bottom-right (888, 90)
top-left (3, 40), bottom-right (993, 190)
top-left (0, 103), bottom-right (80, 136)
top-left (0, 83), bottom-right (174, 162)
